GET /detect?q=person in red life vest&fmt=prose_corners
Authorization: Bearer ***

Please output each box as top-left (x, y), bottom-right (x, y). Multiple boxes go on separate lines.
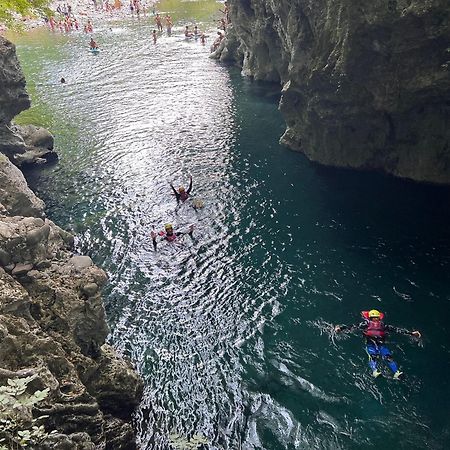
top-left (151, 223), bottom-right (194, 251)
top-left (169, 175), bottom-right (193, 204)
top-left (334, 309), bottom-right (421, 379)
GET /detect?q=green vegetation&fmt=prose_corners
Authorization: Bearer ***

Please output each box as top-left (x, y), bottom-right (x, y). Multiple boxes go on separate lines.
top-left (0, 375), bottom-right (55, 449)
top-left (0, 0), bottom-right (49, 28)
top-left (159, 0), bottom-right (221, 24)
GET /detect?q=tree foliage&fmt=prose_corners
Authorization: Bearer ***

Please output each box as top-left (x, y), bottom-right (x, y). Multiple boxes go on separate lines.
top-left (0, 0), bottom-right (50, 27)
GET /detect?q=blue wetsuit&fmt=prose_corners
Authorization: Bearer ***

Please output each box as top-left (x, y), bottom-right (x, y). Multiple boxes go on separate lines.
top-left (365, 340), bottom-right (398, 374)
top-left (340, 321), bottom-right (413, 374)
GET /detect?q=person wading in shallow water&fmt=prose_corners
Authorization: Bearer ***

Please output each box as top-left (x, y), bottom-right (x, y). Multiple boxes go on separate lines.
top-left (89, 38), bottom-right (98, 49)
top-left (151, 223), bottom-right (194, 251)
top-left (334, 309), bottom-right (421, 379)
top-left (170, 175), bottom-right (193, 204)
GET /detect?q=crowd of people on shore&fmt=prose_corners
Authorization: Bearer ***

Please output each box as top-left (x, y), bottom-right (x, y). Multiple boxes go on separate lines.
top-left (43, 0), bottom-right (230, 52)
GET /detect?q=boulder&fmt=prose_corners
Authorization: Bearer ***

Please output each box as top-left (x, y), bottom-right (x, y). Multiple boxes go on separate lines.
top-left (69, 256), bottom-right (93, 270)
top-left (0, 153), bottom-right (45, 217)
top-left (11, 263), bottom-right (33, 276)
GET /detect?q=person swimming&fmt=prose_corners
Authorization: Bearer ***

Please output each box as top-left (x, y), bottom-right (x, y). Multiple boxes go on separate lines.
top-left (170, 175), bottom-right (193, 204)
top-left (151, 223), bottom-right (194, 251)
top-left (335, 309), bottom-right (421, 379)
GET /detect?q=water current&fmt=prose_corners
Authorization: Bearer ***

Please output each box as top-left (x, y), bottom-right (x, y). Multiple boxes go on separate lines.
top-left (9, 2), bottom-right (450, 448)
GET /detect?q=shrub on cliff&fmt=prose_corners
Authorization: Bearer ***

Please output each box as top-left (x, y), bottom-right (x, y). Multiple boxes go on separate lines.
top-left (0, 0), bottom-right (49, 28)
top-left (0, 374), bottom-right (55, 449)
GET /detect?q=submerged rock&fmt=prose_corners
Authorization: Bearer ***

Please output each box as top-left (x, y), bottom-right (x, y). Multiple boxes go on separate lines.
top-left (225, 0), bottom-right (450, 184)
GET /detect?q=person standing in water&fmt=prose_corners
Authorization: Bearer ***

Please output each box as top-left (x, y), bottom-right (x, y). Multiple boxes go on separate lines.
top-left (170, 175), bottom-right (193, 204)
top-left (89, 37), bottom-right (98, 49)
top-left (334, 309), bottom-right (421, 379)
top-left (165, 14), bottom-right (173, 36)
top-left (152, 29), bottom-right (157, 44)
top-left (155, 13), bottom-right (163, 32)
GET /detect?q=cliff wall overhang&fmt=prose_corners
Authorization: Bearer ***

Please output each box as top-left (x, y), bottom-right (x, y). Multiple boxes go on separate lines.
top-left (225, 0), bottom-right (450, 184)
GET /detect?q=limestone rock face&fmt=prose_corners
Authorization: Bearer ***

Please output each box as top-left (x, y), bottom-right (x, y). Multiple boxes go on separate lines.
top-left (0, 153), bottom-right (45, 217)
top-left (0, 36), bottom-right (57, 166)
top-left (227, 0), bottom-right (450, 183)
top-left (0, 36), bottom-right (30, 121)
top-left (0, 211), bottom-right (144, 447)
top-left (0, 36), bottom-right (143, 448)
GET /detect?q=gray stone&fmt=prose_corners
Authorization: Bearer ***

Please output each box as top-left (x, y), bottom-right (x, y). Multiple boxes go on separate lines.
top-left (0, 248), bottom-right (11, 266)
top-left (69, 256), bottom-right (93, 270)
top-left (0, 153), bottom-right (45, 217)
top-left (14, 124), bottom-right (54, 150)
top-left (0, 37), bottom-right (30, 123)
top-left (4, 264), bottom-right (14, 272)
top-left (35, 260), bottom-right (52, 270)
top-left (57, 228), bottom-right (75, 248)
top-left (26, 270), bottom-right (41, 279)
top-left (11, 263), bottom-right (33, 276)
top-left (26, 223), bottom-right (50, 246)
top-left (82, 283), bottom-right (99, 297)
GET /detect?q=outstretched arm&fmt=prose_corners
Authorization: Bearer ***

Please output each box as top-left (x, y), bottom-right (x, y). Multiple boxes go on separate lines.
top-left (151, 230), bottom-right (158, 251)
top-left (335, 325), bottom-right (351, 333)
top-left (187, 175), bottom-right (193, 194)
top-left (386, 325), bottom-right (421, 338)
top-left (170, 183), bottom-right (181, 202)
top-left (335, 322), bottom-right (365, 333)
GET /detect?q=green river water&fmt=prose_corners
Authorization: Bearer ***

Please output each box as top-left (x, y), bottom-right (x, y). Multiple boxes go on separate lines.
top-left (8, 1), bottom-right (450, 448)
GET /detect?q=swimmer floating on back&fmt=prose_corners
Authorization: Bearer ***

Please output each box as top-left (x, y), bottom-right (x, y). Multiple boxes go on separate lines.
top-left (334, 309), bottom-right (421, 379)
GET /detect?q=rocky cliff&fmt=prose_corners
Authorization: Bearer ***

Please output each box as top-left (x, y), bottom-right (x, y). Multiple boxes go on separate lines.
top-left (0, 36), bottom-right (143, 448)
top-left (221, 0), bottom-right (450, 184)
top-left (0, 36), bottom-right (56, 166)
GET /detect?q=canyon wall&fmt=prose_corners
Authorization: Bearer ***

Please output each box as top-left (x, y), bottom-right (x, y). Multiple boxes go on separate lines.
top-left (223, 0), bottom-right (450, 183)
top-left (0, 36), bottom-right (143, 448)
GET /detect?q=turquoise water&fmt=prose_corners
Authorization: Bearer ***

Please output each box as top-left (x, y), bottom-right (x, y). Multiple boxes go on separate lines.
top-left (11, 6), bottom-right (450, 449)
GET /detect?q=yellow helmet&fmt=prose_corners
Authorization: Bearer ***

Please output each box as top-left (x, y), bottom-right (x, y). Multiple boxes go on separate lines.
top-left (178, 186), bottom-right (186, 193)
top-left (164, 223), bottom-right (173, 231)
top-left (368, 309), bottom-right (381, 319)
